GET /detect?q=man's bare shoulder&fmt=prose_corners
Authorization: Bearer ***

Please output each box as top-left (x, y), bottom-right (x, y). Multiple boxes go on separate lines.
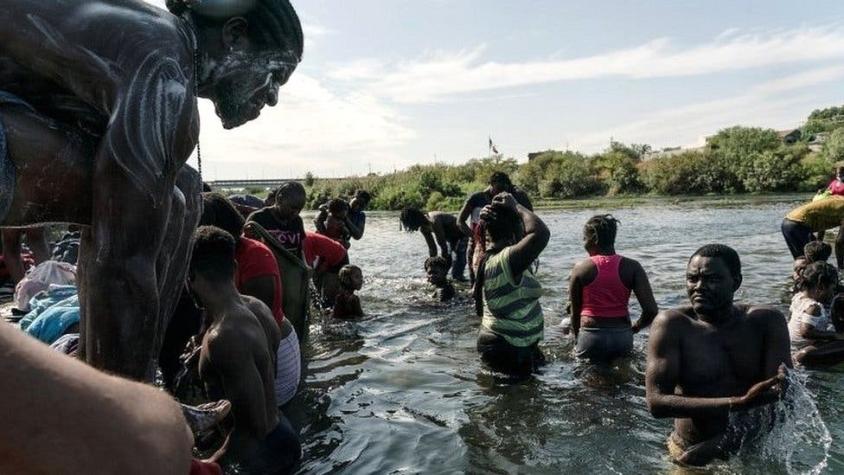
top-left (743, 305), bottom-right (787, 327)
top-left (651, 306), bottom-right (696, 328)
top-left (241, 295), bottom-right (276, 322)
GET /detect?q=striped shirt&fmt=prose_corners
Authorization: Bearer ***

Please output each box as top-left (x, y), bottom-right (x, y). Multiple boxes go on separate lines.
top-left (481, 247), bottom-right (544, 347)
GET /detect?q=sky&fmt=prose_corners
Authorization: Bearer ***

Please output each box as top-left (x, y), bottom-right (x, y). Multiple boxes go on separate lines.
top-left (146, 0), bottom-right (844, 180)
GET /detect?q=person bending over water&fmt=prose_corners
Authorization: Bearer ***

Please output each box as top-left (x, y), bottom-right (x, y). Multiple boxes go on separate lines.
top-left (781, 197), bottom-right (844, 266)
top-left (190, 226), bottom-right (300, 474)
top-left (475, 192), bottom-right (549, 376)
top-left (333, 265), bottom-right (364, 319)
top-left (789, 261), bottom-right (844, 366)
top-left (646, 244), bottom-right (792, 467)
top-left (401, 208), bottom-right (468, 281)
top-left (569, 215), bottom-right (658, 363)
top-left (426, 256), bottom-right (456, 302)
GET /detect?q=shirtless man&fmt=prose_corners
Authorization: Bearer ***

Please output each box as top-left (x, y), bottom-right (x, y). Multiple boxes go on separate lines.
top-left (646, 244), bottom-right (792, 467)
top-left (190, 226), bottom-right (300, 474)
top-left (0, 0), bottom-right (303, 379)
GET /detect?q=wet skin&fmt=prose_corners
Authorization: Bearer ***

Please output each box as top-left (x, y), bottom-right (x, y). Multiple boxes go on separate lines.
top-left (645, 255), bottom-right (792, 466)
top-left (0, 0), bottom-right (298, 379)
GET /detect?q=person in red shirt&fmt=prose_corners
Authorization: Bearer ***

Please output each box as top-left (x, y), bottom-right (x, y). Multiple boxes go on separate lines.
top-left (303, 231), bottom-right (349, 306)
top-left (201, 193), bottom-right (284, 325)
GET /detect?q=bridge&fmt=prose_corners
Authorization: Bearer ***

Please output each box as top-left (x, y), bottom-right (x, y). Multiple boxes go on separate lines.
top-left (207, 178), bottom-right (302, 189)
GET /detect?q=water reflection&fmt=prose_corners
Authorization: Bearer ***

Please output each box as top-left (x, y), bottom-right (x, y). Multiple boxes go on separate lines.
top-left (290, 199), bottom-right (840, 474)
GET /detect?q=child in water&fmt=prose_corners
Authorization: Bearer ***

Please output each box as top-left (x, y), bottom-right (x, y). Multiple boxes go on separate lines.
top-left (319, 199), bottom-right (351, 249)
top-left (425, 256), bottom-right (455, 302)
top-left (793, 241), bottom-right (833, 292)
top-left (333, 265), bottom-right (363, 319)
top-left (790, 261), bottom-right (844, 365)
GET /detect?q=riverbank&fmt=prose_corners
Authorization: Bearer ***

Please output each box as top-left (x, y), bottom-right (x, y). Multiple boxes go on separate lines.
top-left (529, 192), bottom-right (814, 211)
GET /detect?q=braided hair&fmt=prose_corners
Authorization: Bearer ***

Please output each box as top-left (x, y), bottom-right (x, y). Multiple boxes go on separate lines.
top-left (804, 241), bottom-right (832, 264)
top-left (583, 214), bottom-right (619, 250)
top-left (166, 0), bottom-right (304, 60)
top-left (399, 208), bottom-right (428, 232)
top-left (796, 261), bottom-right (838, 293)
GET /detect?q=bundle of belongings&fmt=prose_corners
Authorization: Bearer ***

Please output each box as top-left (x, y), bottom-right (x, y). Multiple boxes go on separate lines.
top-left (14, 260), bottom-right (76, 313)
top-left (19, 284), bottom-right (79, 348)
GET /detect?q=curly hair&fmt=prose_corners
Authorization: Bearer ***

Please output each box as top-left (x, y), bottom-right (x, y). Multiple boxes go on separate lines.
top-left (327, 198), bottom-right (350, 216)
top-left (583, 214), bottom-right (619, 249)
top-left (424, 256), bottom-right (449, 273)
top-left (804, 241), bottom-right (832, 264)
top-left (400, 208), bottom-right (428, 232)
top-left (797, 261), bottom-right (839, 292)
top-left (480, 203), bottom-right (520, 245)
top-left (338, 265), bottom-right (362, 289)
top-left (190, 225), bottom-right (236, 283)
top-left (199, 192), bottom-right (245, 240)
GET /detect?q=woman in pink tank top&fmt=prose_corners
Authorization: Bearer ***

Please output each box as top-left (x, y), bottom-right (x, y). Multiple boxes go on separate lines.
top-left (568, 215), bottom-right (658, 363)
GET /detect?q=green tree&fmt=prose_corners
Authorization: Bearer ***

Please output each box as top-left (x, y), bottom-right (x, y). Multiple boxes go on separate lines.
top-left (304, 171), bottom-right (315, 187)
top-left (804, 105), bottom-right (844, 135)
top-left (822, 127), bottom-right (844, 163)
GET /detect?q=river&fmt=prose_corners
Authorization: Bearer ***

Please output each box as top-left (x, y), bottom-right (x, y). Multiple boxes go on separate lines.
top-left (286, 197), bottom-right (840, 474)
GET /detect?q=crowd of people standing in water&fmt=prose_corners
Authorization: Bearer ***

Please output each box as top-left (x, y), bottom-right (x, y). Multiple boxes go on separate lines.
top-left (5, 161), bottom-right (844, 471)
top-left (1, 0), bottom-right (842, 472)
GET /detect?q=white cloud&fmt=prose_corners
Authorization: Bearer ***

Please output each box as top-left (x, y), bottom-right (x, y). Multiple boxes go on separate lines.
top-left (330, 24), bottom-right (844, 104)
top-left (193, 72), bottom-right (415, 178)
top-left (572, 66), bottom-right (844, 152)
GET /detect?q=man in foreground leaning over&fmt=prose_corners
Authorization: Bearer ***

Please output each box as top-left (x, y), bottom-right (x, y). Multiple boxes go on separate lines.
top-left (646, 244), bottom-right (792, 467)
top-left (190, 226), bottom-right (301, 474)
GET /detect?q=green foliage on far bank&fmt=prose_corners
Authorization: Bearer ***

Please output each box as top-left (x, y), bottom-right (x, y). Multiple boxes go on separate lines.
top-left (297, 105), bottom-right (844, 211)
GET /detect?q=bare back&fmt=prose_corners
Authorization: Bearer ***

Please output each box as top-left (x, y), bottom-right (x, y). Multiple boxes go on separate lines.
top-left (199, 301), bottom-right (279, 460)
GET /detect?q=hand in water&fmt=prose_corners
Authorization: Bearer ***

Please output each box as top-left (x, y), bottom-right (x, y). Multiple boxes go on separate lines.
top-left (492, 192), bottom-right (518, 210)
top-left (734, 364), bottom-right (788, 410)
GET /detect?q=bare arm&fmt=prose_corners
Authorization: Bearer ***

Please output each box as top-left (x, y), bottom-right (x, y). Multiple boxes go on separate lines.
top-left (797, 305), bottom-right (841, 340)
top-left (568, 264), bottom-right (584, 338)
top-left (759, 308), bottom-right (793, 372)
top-left (345, 214), bottom-right (365, 240)
top-left (630, 260), bottom-right (659, 333)
top-left (241, 275), bottom-right (277, 313)
top-left (432, 225), bottom-right (450, 259)
top-left (457, 199), bottom-right (473, 236)
top-left (507, 204), bottom-right (550, 278)
top-left (421, 226), bottom-right (438, 257)
top-left (0, 322), bottom-right (192, 474)
top-left (646, 312), bottom-right (735, 419)
top-left (204, 337), bottom-right (271, 439)
top-left (314, 207), bottom-right (328, 234)
top-left (350, 294), bottom-right (363, 316)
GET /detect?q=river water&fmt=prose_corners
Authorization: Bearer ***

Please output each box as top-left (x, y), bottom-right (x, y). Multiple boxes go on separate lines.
top-left (286, 198), bottom-right (841, 474)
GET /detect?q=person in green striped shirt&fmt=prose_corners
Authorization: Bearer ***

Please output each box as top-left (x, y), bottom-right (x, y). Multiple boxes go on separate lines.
top-left (474, 192), bottom-right (550, 376)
